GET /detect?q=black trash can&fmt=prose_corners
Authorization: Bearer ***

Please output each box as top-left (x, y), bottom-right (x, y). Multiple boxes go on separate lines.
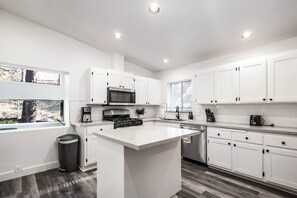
top-left (57, 134), bottom-right (80, 173)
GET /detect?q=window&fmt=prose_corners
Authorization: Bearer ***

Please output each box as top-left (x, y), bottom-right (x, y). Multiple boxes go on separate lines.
top-left (0, 100), bottom-right (63, 124)
top-left (168, 80), bottom-right (191, 111)
top-left (0, 63), bottom-right (67, 127)
top-left (0, 66), bottom-right (60, 85)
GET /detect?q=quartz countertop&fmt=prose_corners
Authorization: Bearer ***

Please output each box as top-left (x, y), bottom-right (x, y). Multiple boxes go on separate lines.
top-left (71, 121), bottom-right (113, 127)
top-left (93, 125), bottom-right (201, 150)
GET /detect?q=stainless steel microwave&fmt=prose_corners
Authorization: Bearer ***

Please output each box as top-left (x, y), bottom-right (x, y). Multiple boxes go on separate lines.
top-left (107, 87), bottom-right (136, 105)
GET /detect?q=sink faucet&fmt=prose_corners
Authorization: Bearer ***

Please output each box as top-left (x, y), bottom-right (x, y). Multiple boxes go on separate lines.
top-left (176, 106), bottom-right (180, 120)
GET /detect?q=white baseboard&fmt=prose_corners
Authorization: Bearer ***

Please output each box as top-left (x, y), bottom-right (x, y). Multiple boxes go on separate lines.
top-left (0, 161), bottom-right (59, 182)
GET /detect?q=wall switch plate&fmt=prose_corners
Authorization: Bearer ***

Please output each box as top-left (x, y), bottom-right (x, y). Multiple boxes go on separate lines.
top-left (15, 166), bottom-right (22, 174)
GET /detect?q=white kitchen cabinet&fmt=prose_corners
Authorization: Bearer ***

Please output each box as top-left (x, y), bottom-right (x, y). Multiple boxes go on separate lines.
top-left (268, 53), bottom-right (297, 103)
top-left (214, 65), bottom-right (237, 104)
top-left (238, 60), bottom-right (267, 103)
top-left (194, 69), bottom-right (214, 104)
top-left (208, 138), bottom-right (232, 170)
top-left (87, 68), bottom-right (108, 104)
top-left (86, 134), bottom-right (98, 165)
top-left (135, 76), bottom-right (148, 105)
top-left (74, 124), bottom-right (114, 171)
top-left (232, 142), bottom-right (263, 179)
top-left (264, 147), bottom-right (297, 189)
top-left (107, 69), bottom-right (135, 89)
top-left (134, 76), bottom-right (161, 105)
top-left (147, 78), bottom-right (161, 105)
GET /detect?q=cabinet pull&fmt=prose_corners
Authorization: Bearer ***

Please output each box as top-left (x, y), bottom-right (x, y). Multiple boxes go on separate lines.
top-left (266, 149), bottom-right (269, 153)
top-left (270, 98), bottom-right (273, 101)
top-left (263, 98), bottom-right (266, 101)
top-left (104, 101), bottom-right (106, 103)
top-left (119, 85), bottom-right (122, 88)
top-left (245, 137), bottom-right (249, 140)
top-left (217, 133), bottom-right (220, 136)
top-left (100, 128), bottom-right (103, 131)
top-left (281, 141), bottom-right (286, 145)
top-left (123, 86), bottom-right (125, 88)
top-left (236, 97), bottom-right (238, 101)
top-left (233, 144), bottom-right (236, 147)
top-left (228, 142), bottom-right (231, 145)
top-left (215, 100), bottom-right (217, 103)
top-left (211, 100), bottom-right (213, 103)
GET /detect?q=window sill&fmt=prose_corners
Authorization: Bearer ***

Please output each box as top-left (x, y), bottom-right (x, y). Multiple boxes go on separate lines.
top-left (166, 111), bottom-right (192, 113)
top-left (0, 122), bottom-right (69, 134)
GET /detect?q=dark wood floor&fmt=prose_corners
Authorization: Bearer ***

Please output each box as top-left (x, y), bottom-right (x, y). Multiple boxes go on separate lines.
top-left (0, 160), bottom-right (296, 198)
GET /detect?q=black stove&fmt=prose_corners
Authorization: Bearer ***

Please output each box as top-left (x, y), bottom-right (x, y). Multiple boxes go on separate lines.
top-left (103, 109), bottom-right (143, 129)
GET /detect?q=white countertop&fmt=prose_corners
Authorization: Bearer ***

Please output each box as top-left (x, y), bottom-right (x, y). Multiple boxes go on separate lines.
top-left (71, 120), bottom-right (114, 127)
top-left (93, 125), bottom-right (201, 150)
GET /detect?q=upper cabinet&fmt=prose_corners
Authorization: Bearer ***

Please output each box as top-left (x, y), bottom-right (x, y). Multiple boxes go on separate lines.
top-left (214, 65), bottom-right (237, 104)
top-left (87, 68), bottom-right (108, 104)
top-left (107, 69), bottom-right (134, 89)
top-left (268, 53), bottom-right (297, 103)
top-left (147, 78), bottom-right (161, 105)
top-left (238, 60), bottom-right (267, 103)
top-left (135, 76), bottom-right (161, 105)
top-left (193, 69), bottom-right (214, 104)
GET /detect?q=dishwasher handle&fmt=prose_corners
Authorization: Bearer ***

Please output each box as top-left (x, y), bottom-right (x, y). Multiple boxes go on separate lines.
top-left (180, 123), bottom-right (205, 132)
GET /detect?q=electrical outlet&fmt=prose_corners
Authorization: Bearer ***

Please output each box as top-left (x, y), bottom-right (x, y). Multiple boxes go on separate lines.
top-left (15, 166), bottom-right (22, 174)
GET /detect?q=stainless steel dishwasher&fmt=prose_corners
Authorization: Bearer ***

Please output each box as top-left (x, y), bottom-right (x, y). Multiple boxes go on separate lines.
top-left (180, 123), bottom-right (207, 164)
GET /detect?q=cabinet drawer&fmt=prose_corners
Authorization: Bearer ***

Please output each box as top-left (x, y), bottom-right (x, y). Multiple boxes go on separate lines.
top-left (232, 132), bottom-right (263, 145)
top-left (264, 135), bottom-right (297, 150)
top-left (87, 125), bottom-right (113, 135)
top-left (208, 128), bottom-right (232, 140)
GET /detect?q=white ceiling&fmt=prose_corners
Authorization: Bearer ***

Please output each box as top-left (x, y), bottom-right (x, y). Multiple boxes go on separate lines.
top-left (1, 0), bottom-right (297, 72)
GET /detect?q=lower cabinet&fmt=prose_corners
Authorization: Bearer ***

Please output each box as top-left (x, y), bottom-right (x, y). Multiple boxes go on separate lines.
top-left (264, 146), bottom-right (297, 189)
top-left (74, 124), bottom-right (114, 171)
top-left (232, 142), bottom-right (263, 179)
top-left (86, 134), bottom-right (98, 165)
top-left (208, 138), bottom-right (232, 170)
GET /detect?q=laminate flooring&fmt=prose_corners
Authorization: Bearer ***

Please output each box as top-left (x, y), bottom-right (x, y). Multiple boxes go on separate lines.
top-left (0, 160), bottom-right (296, 198)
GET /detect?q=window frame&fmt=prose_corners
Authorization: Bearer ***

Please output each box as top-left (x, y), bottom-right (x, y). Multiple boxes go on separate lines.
top-left (168, 80), bottom-right (191, 112)
top-left (0, 62), bottom-right (69, 130)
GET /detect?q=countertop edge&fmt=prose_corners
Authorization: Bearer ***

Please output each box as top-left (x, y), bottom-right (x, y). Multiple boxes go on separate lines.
top-left (93, 130), bottom-right (201, 150)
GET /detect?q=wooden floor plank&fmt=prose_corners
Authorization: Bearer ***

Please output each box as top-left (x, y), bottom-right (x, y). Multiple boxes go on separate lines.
top-left (1, 160), bottom-right (296, 198)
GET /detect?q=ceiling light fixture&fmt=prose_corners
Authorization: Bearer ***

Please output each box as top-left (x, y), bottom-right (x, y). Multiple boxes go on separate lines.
top-left (149, 3), bottom-right (160, 14)
top-left (114, 32), bottom-right (122, 39)
top-left (163, 58), bottom-right (169, 64)
top-left (241, 31), bottom-right (252, 39)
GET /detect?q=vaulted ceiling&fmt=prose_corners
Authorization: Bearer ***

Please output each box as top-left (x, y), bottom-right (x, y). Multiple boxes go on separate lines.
top-left (1, 0), bottom-right (297, 72)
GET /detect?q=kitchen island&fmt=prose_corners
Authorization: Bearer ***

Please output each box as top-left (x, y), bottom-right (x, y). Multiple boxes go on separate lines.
top-left (93, 125), bottom-right (200, 198)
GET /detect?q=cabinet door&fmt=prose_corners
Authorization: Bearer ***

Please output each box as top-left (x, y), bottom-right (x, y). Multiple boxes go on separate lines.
top-left (86, 135), bottom-right (98, 165)
top-left (214, 65), bottom-right (237, 104)
top-left (91, 69), bottom-right (108, 104)
top-left (232, 142), bottom-right (263, 179)
top-left (135, 77), bottom-right (148, 105)
top-left (147, 79), bottom-right (161, 105)
top-left (108, 71), bottom-right (122, 88)
top-left (264, 147), bottom-right (297, 189)
top-left (121, 73), bottom-right (135, 89)
top-left (208, 138), bottom-right (232, 170)
top-left (268, 53), bottom-right (297, 102)
top-left (239, 60), bottom-right (267, 103)
top-left (195, 70), bottom-right (214, 104)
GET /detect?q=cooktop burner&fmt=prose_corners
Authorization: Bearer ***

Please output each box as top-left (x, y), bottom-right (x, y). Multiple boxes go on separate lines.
top-left (103, 109), bottom-right (143, 129)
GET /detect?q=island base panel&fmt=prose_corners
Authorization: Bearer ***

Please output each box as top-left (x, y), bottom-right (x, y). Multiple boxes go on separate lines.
top-left (97, 137), bottom-right (181, 198)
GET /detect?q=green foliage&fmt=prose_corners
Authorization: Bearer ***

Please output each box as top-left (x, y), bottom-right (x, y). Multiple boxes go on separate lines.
top-left (0, 119), bottom-right (18, 124)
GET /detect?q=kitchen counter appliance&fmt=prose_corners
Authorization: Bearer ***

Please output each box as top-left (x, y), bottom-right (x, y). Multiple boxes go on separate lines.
top-left (107, 87), bottom-right (136, 106)
top-left (205, 108), bottom-right (215, 122)
top-left (250, 115), bottom-right (264, 126)
top-left (180, 123), bottom-right (207, 164)
top-left (81, 107), bottom-right (92, 123)
top-left (103, 109), bottom-right (143, 129)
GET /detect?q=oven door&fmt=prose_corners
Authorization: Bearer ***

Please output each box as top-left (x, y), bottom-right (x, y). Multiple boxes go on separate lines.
top-left (107, 87), bottom-right (136, 105)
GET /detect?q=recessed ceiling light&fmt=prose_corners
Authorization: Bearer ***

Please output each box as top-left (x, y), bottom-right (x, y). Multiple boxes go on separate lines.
top-left (149, 3), bottom-right (160, 14)
top-left (241, 31), bottom-right (252, 39)
top-left (114, 32), bottom-right (122, 39)
top-left (163, 58), bottom-right (169, 64)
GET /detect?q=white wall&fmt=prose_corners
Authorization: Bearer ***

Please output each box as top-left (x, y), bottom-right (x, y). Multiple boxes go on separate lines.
top-left (0, 9), bottom-right (157, 181)
top-left (156, 36), bottom-right (297, 128)
top-left (124, 61), bottom-right (156, 78)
